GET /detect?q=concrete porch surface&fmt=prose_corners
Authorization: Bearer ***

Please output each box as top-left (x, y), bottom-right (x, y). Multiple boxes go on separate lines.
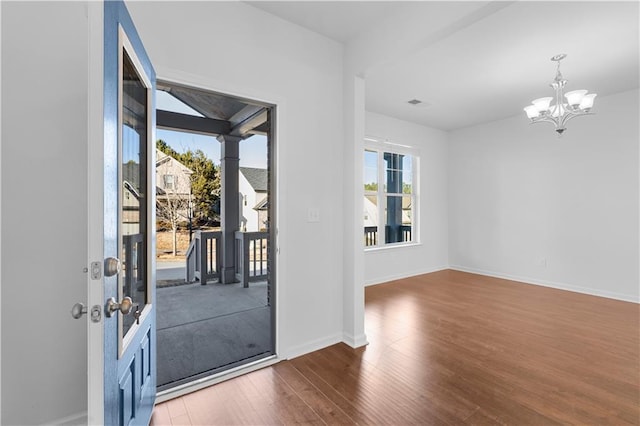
top-left (155, 262), bottom-right (273, 390)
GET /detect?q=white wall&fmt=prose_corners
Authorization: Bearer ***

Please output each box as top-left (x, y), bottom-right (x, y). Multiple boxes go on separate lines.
top-left (448, 89), bottom-right (640, 302)
top-left (1, 2), bottom-right (89, 424)
top-left (364, 112), bottom-right (449, 285)
top-left (127, 1), bottom-right (346, 357)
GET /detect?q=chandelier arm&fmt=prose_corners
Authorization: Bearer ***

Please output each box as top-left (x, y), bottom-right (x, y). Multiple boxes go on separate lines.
top-left (531, 116), bottom-right (560, 126)
top-left (561, 111), bottom-right (593, 126)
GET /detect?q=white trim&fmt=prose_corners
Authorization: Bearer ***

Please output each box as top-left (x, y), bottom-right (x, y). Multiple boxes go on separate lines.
top-left (0, 0), bottom-right (3, 417)
top-left (155, 355), bottom-right (280, 404)
top-left (39, 411), bottom-right (87, 426)
top-left (449, 265), bottom-right (640, 304)
top-left (364, 144), bottom-right (418, 249)
top-left (117, 24), bottom-right (155, 358)
top-left (342, 332), bottom-right (369, 348)
top-left (364, 135), bottom-right (420, 156)
top-left (365, 265), bottom-right (449, 287)
top-left (86, 2), bottom-right (104, 425)
top-left (284, 333), bottom-right (343, 360)
top-left (157, 68), bottom-right (281, 109)
top-left (365, 241), bottom-right (422, 252)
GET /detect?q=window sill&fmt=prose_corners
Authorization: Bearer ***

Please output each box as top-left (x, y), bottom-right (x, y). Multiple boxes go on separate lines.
top-left (365, 242), bottom-right (422, 252)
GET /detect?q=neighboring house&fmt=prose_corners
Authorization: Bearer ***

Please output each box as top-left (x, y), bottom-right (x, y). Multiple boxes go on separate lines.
top-left (122, 151), bottom-right (193, 232)
top-left (156, 149), bottom-right (193, 196)
top-left (156, 149), bottom-right (194, 223)
top-left (122, 162), bottom-right (141, 235)
top-left (239, 167), bottom-right (268, 232)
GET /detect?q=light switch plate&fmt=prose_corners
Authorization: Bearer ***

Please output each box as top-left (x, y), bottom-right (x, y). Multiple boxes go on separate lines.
top-left (307, 208), bottom-right (320, 223)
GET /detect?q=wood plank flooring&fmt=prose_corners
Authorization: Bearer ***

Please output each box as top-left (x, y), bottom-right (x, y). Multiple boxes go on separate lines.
top-left (150, 269), bottom-right (640, 425)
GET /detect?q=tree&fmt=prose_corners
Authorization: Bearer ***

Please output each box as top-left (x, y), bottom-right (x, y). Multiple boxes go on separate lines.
top-left (364, 182), bottom-right (378, 192)
top-left (179, 149), bottom-right (220, 224)
top-left (156, 186), bottom-right (190, 256)
top-left (156, 139), bottom-right (220, 225)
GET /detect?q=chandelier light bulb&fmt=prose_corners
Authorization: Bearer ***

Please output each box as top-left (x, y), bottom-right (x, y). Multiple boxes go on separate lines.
top-left (523, 54), bottom-right (596, 135)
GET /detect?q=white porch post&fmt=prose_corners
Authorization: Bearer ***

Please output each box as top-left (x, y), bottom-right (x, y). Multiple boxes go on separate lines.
top-left (218, 134), bottom-right (242, 283)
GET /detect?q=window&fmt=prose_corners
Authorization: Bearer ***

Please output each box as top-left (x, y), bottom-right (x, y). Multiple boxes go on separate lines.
top-left (364, 143), bottom-right (417, 248)
top-left (163, 174), bottom-right (176, 190)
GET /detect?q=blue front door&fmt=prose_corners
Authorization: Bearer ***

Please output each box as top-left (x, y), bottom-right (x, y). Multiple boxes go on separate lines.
top-left (103, 1), bottom-right (157, 424)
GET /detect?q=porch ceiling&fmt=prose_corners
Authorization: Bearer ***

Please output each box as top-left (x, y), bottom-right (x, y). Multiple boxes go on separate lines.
top-left (157, 81), bottom-right (270, 138)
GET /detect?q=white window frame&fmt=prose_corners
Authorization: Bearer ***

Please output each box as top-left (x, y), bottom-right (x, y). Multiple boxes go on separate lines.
top-left (364, 138), bottom-right (419, 250)
top-left (163, 174), bottom-right (176, 190)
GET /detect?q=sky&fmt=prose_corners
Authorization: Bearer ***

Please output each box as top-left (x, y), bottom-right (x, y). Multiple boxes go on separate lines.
top-left (156, 90), bottom-right (268, 169)
top-left (364, 150), bottom-right (412, 186)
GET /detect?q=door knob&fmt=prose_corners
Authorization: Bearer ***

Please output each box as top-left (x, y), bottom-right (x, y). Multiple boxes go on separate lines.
top-left (105, 296), bottom-right (133, 317)
top-left (71, 303), bottom-right (87, 319)
top-left (71, 303), bottom-right (102, 322)
top-left (104, 257), bottom-right (121, 277)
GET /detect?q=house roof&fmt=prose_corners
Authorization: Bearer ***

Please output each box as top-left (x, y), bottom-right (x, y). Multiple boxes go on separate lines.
top-left (123, 161), bottom-right (141, 191)
top-left (254, 197), bottom-right (268, 211)
top-left (156, 149), bottom-right (194, 174)
top-left (240, 167), bottom-right (267, 192)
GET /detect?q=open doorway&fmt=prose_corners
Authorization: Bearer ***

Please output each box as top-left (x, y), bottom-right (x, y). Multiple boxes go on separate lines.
top-left (153, 81), bottom-right (276, 393)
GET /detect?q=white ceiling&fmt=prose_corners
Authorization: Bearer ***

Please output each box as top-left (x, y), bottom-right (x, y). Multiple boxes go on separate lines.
top-left (245, 1), bottom-right (639, 131)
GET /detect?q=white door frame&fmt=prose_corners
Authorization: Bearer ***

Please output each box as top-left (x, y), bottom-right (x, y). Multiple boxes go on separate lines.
top-left (87, 2), bottom-right (105, 424)
top-left (154, 70), bottom-right (285, 401)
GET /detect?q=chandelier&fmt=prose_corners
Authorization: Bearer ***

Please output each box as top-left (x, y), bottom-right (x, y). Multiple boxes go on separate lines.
top-left (523, 54), bottom-right (597, 135)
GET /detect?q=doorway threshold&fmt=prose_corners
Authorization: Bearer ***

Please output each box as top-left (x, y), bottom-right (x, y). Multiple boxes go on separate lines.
top-left (155, 354), bottom-right (279, 403)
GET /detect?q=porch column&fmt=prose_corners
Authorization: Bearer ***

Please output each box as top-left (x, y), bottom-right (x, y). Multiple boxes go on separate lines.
top-left (218, 134), bottom-right (242, 283)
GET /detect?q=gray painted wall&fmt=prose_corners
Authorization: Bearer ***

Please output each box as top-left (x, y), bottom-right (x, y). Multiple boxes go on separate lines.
top-left (1, 2), bottom-right (89, 424)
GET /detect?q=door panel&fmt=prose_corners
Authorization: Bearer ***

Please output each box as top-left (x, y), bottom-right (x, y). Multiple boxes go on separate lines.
top-left (103, 1), bottom-right (156, 425)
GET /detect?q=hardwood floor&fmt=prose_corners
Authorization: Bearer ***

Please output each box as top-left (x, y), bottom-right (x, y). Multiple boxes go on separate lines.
top-left (150, 270), bottom-right (640, 425)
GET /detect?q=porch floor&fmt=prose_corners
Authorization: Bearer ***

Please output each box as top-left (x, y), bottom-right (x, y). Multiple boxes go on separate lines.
top-left (156, 262), bottom-right (272, 390)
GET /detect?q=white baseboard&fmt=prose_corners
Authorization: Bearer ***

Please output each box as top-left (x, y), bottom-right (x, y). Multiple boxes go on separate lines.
top-left (364, 265), bottom-right (449, 286)
top-left (42, 411), bottom-right (87, 426)
top-left (284, 333), bottom-right (343, 360)
top-left (449, 265), bottom-right (639, 304)
top-left (342, 332), bottom-right (369, 348)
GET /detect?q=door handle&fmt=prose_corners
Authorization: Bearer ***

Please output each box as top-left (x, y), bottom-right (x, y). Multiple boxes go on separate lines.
top-left (105, 296), bottom-right (134, 317)
top-left (71, 303), bottom-right (87, 319)
top-left (71, 303), bottom-right (102, 322)
top-left (104, 257), bottom-right (121, 277)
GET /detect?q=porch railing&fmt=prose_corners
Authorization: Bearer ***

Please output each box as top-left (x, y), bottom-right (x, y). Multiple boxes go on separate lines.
top-left (364, 225), bottom-right (412, 247)
top-left (364, 226), bottom-right (378, 246)
top-left (186, 230), bottom-right (221, 284)
top-left (235, 231), bottom-right (269, 288)
top-left (185, 230), bottom-right (269, 287)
